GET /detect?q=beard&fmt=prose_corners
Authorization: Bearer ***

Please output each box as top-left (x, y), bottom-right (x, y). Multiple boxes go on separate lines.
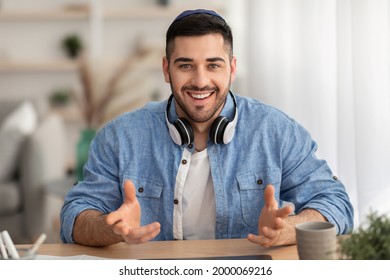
top-left (169, 76), bottom-right (231, 123)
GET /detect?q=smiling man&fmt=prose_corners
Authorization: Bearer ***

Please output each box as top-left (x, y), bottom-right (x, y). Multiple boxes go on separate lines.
top-left (163, 32), bottom-right (235, 151)
top-left (60, 9), bottom-right (354, 247)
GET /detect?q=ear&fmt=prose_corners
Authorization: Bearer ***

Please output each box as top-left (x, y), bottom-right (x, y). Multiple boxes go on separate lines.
top-left (230, 56), bottom-right (237, 83)
top-left (162, 57), bottom-right (170, 83)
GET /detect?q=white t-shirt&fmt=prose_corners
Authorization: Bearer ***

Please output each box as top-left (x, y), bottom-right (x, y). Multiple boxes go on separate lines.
top-left (172, 149), bottom-right (216, 240)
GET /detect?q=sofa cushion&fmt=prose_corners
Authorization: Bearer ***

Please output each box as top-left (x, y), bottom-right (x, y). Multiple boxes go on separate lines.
top-left (0, 101), bottom-right (38, 182)
top-left (0, 102), bottom-right (21, 122)
top-left (1, 101), bottom-right (38, 134)
top-left (0, 181), bottom-right (20, 214)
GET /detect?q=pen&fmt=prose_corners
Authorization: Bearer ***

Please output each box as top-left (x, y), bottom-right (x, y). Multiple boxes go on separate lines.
top-left (26, 233), bottom-right (47, 256)
top-left (0, 234), bottom-right (8, 259)
top-left (1, 230), bottom-right (19, 259)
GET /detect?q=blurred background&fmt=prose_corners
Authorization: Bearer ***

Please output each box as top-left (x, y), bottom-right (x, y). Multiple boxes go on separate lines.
top-left (0, 0), bottom-right (389, 243)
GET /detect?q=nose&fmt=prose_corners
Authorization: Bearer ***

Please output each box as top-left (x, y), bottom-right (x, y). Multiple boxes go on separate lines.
top-left (191, 67), bottom-right (210, 88)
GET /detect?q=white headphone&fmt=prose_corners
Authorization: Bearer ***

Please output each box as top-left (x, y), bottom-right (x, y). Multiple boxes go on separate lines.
top-left (165, 91), bottom-right (238, 146)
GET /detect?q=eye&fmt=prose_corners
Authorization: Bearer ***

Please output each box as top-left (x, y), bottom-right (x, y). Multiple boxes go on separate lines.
top-left (179, 64), bottom-right (192, 70)
top-left (208, 64), bottom-right (220, 69)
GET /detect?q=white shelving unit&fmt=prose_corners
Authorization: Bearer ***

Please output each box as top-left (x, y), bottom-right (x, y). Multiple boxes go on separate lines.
top-left (0, 2), bottom-right (225, 73)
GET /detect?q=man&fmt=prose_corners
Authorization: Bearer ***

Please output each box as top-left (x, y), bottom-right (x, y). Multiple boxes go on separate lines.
top-left (60, 9), bottom-right (353, 247)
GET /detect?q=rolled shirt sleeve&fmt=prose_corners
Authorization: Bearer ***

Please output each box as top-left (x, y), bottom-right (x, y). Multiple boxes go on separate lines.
top-left (279, 119), bottom-right (354, 234)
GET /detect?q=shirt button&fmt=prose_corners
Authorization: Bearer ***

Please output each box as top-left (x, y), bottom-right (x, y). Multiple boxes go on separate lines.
top-left (333, 175), bottom-right (338, 181)
top-left (257, 179), bottom-right (263, 185)
top-left (188, 144), bottom-right (193, 149)
top-left (174, 199), bottom-right (179, 204)
top-left (138, 187), bottom-right (144, 193)
top-left (182, 159), bottom-right (187, 164)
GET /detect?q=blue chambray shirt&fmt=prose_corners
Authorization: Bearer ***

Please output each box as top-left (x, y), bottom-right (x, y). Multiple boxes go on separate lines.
top-left (60, 93), bottom-right (354, 243)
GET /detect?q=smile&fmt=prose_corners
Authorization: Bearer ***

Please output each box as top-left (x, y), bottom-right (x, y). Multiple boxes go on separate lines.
top-left (188, 92), bottom-right (213, 99)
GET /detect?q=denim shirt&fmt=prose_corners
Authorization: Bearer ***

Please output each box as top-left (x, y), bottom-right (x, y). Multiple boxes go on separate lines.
top-left (60, 93), bottom-right (354, 243)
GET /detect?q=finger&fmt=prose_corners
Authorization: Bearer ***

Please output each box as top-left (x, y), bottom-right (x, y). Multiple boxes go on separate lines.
top-left (261, 226), bottom-right (280, 239)
top-left (123, 180), bottom-right (137, 204)
top-left (273, 217), bottom-right (285, 230)
top-left (138, 227), bottom-right (161, 243)
top-left (112, 221), bottom-right (160, 239)
top-left (278, 205), bottom-right (294, 218)
top-left (106, 210), bottom-right (123, 226)
top-left (247, 233), bottom-right (262, 244)
top-left (111, 220), bottom-right (130, 236)
top-left (125, 227), bottom-right (161, 244)
top-left (264, 184), bottom-right (277, 208)
top-left (259, 225), bottom-right (267, 236)
top-left (124, 222), bottom-right (161, 240)
top-left (255, 228), bottom-right (279, 247)
top-left (247, 234), bottom-right (273, 248)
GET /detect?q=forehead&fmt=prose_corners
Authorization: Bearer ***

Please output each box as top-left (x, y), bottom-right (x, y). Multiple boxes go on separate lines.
top-left (170, 34), bottom-right (230, 59)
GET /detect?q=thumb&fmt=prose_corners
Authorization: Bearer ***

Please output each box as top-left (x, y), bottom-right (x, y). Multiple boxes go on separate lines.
top-left (264, 184), bottom-right (278, 208)
top-left (123, 180), bottom-right (137, 204)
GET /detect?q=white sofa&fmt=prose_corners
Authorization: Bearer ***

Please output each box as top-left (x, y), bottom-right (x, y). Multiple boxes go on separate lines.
top-left (0, 101), bottom-right (68, 243)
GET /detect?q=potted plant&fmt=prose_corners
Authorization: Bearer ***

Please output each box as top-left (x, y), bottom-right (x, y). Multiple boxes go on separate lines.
top-left (338, 211), bottom-right (390, 259)
top-left (62, 34), bottom-right (83, 59)
top-left (49, 88), bottom-right (72, 107)
top-left (73, 47), bottom-right (155, 180)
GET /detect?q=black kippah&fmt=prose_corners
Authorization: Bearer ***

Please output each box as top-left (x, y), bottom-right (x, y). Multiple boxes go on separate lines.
top-left (172, 9), bottom-right (225, 24)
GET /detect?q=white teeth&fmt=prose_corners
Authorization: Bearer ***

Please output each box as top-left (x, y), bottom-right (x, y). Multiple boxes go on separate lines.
top-left (190, 92), bottom-right (212, 99)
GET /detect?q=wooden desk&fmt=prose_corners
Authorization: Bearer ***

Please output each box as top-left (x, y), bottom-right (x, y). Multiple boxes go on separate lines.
top-left (19, 239), bottom-right (299, 260)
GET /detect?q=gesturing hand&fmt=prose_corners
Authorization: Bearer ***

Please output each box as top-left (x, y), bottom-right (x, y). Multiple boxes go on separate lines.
top-left (106, 180), bottom-right (161, 244)
top-left (247, 184), bottom-right (293, 247)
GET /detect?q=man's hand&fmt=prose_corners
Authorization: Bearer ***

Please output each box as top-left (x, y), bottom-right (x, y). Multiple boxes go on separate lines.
top-left (106, 180), bottom-right (161, 244)
top-left (247, 184), bottom-right (293, 247)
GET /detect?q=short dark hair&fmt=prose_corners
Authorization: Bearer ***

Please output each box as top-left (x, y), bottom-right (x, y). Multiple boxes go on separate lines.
top-left (165, 12), bottom-right (233, 61)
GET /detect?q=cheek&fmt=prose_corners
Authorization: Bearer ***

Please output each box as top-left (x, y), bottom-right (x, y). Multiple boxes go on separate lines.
top-left (213, 71), bottom-right (232, 87)
top-left (169, 71), bottom-right (188, 88)
top-left (166, 76), bottom-right (183, 94)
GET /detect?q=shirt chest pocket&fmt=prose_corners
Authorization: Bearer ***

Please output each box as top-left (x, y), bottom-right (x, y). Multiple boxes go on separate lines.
top-left (123, 176), bottom-right (163, 226)
top-left (236, 169), bottom-right (281, 227)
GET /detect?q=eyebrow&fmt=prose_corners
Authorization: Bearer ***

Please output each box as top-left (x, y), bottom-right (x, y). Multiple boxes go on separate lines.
top-left (174, 57), bottom-right (193, 64)
top-left (207, 57), bottom-right (226, 63)
top-left (173, 57), bottom-right (226, 64)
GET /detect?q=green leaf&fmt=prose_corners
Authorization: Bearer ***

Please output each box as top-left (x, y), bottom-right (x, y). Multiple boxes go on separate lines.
top-left (339, 211), bottom-right (390, 259)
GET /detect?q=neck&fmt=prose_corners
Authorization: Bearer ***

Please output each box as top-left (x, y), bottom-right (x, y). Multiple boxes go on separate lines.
top-left (175, 105), bottom-right (213, 151)
top-left (193, 127), bottom-right (209, 152)
top-left (194, 147), bottom-right (206, 152)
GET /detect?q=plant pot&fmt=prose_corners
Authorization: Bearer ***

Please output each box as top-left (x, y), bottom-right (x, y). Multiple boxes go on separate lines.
top-left (75, 128), bottom-right (96, 181)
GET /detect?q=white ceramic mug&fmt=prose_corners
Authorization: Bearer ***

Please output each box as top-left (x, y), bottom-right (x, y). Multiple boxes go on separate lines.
top-left (295, 221), bottom-right (337, 260)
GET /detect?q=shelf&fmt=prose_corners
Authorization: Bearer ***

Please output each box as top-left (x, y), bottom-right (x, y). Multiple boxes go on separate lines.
top-left (0, 10), bottom-right (89, 21)
top-left (0, 48), bottom-right (164, 73)
top-left (0, 60), bottom-right (78, 73)
top-left (0, 5), bottom-right (224, 21)
top-left (104, 6), bottom-right (211, 20)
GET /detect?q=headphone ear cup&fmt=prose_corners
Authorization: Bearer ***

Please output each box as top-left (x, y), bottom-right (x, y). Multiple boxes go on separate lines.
top-left (173, 117), bottom-right (194, 145)
top-left (210, 116), bottom-right (229, 144)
